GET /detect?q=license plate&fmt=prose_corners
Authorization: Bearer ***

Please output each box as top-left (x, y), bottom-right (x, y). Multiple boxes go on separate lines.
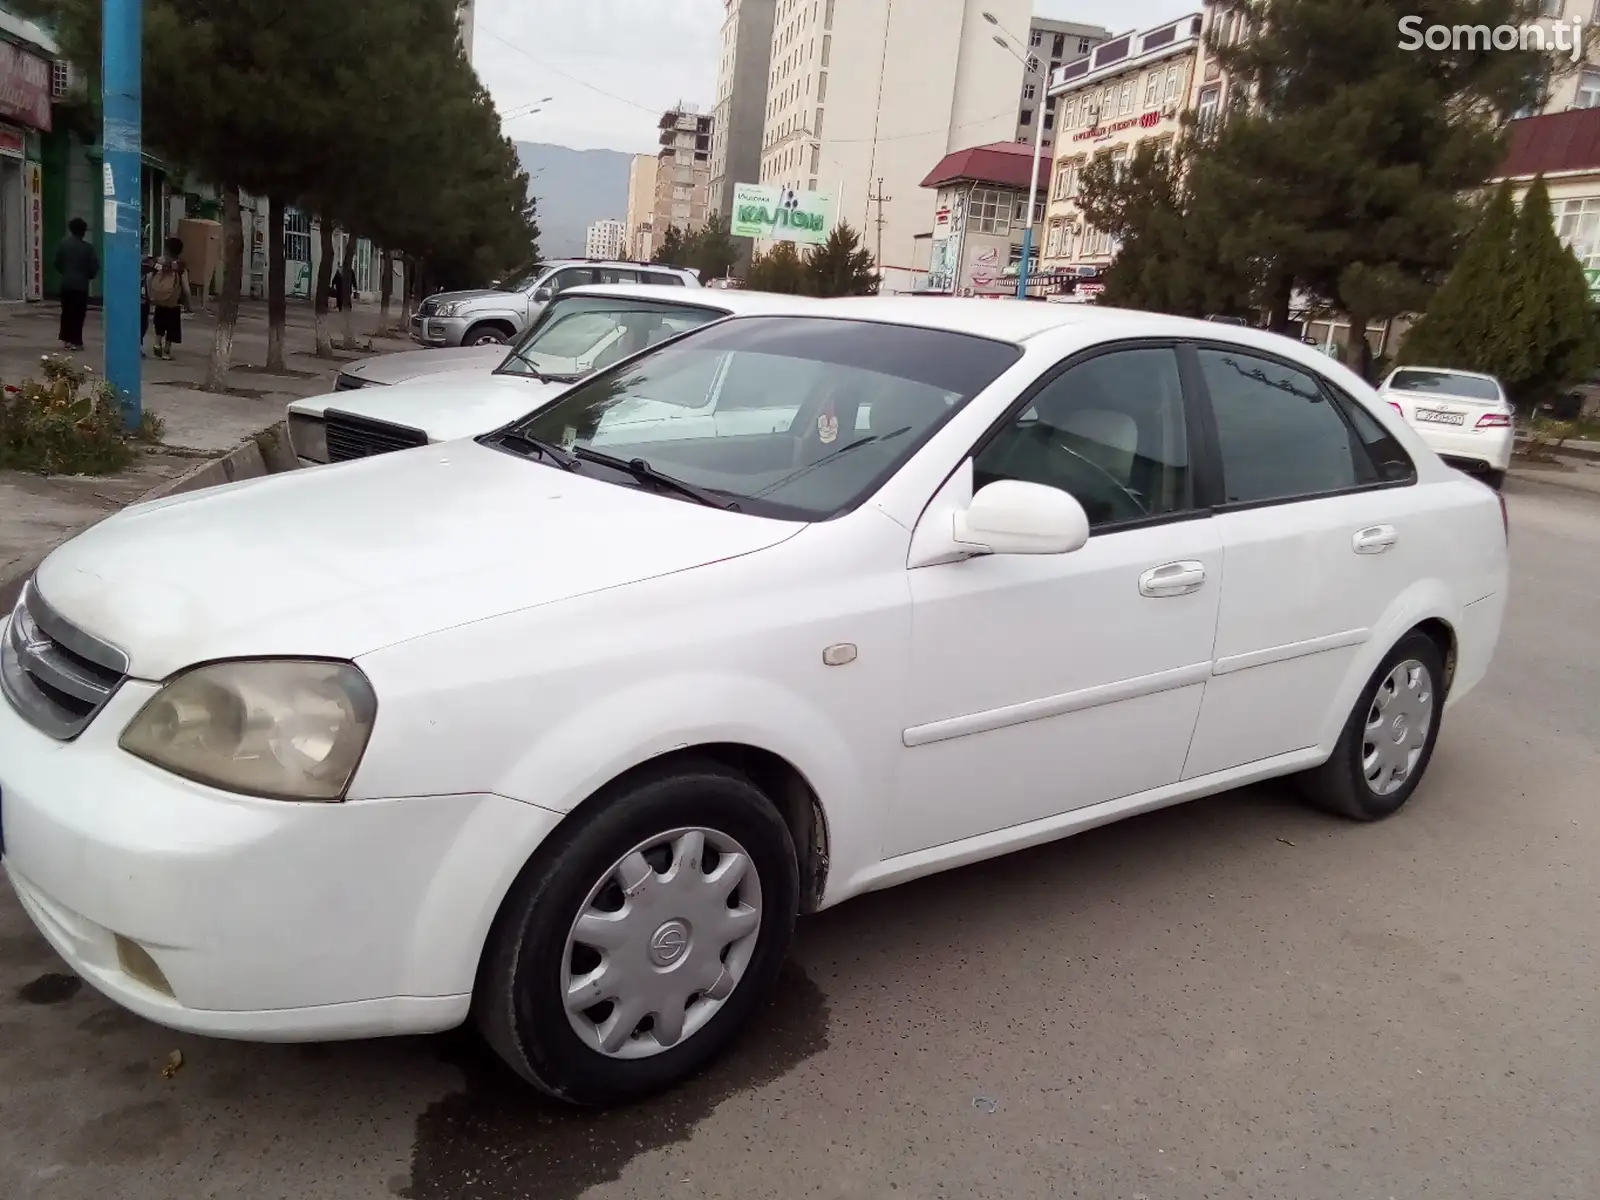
top-left (1414, 408), bottom-right (1464, 426)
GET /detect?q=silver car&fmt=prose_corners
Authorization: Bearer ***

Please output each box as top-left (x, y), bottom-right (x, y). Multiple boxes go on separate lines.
top-left (411, 260), bottom-right (702, 348)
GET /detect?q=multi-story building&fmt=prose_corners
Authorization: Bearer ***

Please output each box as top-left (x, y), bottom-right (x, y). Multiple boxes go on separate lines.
top-left (624, 153), bottom-right (658, 260)
top-left (584, 218), bottom-right (627, 260)
top-left (1038, 13), bottom-right (1202, 282)
top-left (710, 0), bottom-right (778, 247)
top-left (654, 103), bottom-right (712, 240)
top-left (1528, 0), bottom-right (1600, 113)
top-left (755, 0), bottom-right (1032, 292)
top-left (456, 1), bottom-right (476, 62)
top-left (1013, 16), bottom-right (1109, 145)
top-left (919, 141), bottom-right (1049, 295)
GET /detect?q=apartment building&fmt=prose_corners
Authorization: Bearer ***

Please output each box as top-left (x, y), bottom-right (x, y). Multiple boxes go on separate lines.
top-left (584, 218), bottom-right (627, 261)
top-left (624, 153), bottom-right (658, 259)
top-left (1039, 13), bottom-right (1202, 280)
top-left (710, 0), bottom-right (778, 236)
top-left (1013, 16), bottom-right (1109, 145)
top-left (1530, 0), bottom-right (1600, 113)
top-left (654, 104), bottom-right (713, 239)
top-left (755, 0), bottom-right (1031, 292)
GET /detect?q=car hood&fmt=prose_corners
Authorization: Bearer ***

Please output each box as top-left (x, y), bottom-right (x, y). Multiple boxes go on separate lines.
top-left (289, 372), bottom-right (573, 437)
top-left (344, 345), bottom-right (509, 385)
top-left (424, 288), bottom-right (507, 307)
top-left (32, 440), bottom-right (802, 680)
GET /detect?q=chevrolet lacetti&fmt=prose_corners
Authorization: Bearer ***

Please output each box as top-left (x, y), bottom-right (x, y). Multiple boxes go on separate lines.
top-left (0, 298), bottom-right (1507, 1106)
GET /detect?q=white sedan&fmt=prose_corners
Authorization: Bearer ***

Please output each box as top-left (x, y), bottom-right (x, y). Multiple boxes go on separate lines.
top-left (288, 285), bottom-right (807, 465)
top-left (1377, 366), bottom-right (1514, 489)
top-left (0, 300), bottom-right (1507, 1106)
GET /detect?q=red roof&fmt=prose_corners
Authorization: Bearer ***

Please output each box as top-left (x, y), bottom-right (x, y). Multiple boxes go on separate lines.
top-left (920, 141), bottom-right (1051, 192)
top-left (1498, 108), bottom-right (1600, 179)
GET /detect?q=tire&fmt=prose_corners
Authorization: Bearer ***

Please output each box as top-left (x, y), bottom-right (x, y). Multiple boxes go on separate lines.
top-left (473, 759), bottom-right (799, 1106)
top-left (1300, 631), bottom-right (1446, 822)
top-left (465, 325), bottom-right (509, 346)
top-left (1483, 469), bottom-right (1506, 491)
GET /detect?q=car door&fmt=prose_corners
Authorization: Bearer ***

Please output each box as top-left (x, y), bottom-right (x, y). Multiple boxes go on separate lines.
top-left (1180, 343), bottom-right (1421, 779)
top-left (888, 344), bottom-right (1224, 859)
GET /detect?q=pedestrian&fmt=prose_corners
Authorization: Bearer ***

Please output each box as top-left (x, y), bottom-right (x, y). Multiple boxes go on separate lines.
top-left (147, 236), bottom-right (192, 360)
top-left (54, 217), bottom-right (99, 351)
top-left (334, 264), bottom-right (352, 312)
top-left (139, 254), bottom-right (157, 356)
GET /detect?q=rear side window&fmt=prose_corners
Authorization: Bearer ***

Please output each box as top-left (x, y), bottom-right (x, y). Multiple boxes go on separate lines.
top-left (1332, 387), bottom-right (1416, 484)
top-left (646, 271), bottom-right (686, 287)
top-left (1197, 347), bottom-right (1362, 505)
top-left (1387, 369), bottom-right (1500, 401)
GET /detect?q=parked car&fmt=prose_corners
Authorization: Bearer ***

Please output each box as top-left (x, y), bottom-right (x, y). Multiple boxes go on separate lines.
top-left (288, 285), bottom-right (810, 465)
top-left (1, 300), bottom-right (1507, 1107)
top-left (328, 345), bottom-right (511, 392)
top-left (1377, 366), bottom-right (1514, 490)
top-left (412, 261), bottom-right (702, 348)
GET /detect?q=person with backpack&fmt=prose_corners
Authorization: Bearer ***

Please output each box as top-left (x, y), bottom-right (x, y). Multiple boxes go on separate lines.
top-left (148, 237), bottom-right (192, 359)
top-left (139, 254), bottom-right (157, 356)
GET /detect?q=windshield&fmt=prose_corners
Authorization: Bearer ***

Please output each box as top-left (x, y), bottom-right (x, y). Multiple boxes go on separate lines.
top-left (1388, 369), bottom-right (1501, 401)
top-left (497, 295), bottom-right (727, 381)
top-left (495, 267), bottom-right (545, 293)
top-left (506, 316), bottom-right (1021, 520)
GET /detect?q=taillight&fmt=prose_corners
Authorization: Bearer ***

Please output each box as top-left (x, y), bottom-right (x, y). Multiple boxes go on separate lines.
top-left (1387, 401), bottom-right (1404, 416)
top-left (1476, 412), bottom-right (1512, 429)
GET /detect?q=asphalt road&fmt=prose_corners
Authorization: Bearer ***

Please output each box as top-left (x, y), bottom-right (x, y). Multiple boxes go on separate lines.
top-left (2, 480), bottom-right (1596, 1200)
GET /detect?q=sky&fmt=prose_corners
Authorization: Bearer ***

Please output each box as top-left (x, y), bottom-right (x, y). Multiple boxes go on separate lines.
top-left (471, 0), bottom-right (1196, 154)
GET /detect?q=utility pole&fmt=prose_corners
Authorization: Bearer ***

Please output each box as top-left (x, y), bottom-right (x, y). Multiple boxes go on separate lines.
top-left (102, 0), bottom-right (142, 429)
top-left (867, 177), bottom-right (891, 276)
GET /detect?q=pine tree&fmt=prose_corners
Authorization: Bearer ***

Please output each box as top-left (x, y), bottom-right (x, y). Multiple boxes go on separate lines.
top-left (746, 242), bottom-right (806, 293)
top-left (1397, 183), bottom-right (1520, 374)
top-left (1506, 178), bottom-right (1598, 408)
top-left (653, 225), bottom-right (687, 267)
top-left (803, 224), bottom-right (877, 297)
top-left (689, 214), bottom-right (738, 282)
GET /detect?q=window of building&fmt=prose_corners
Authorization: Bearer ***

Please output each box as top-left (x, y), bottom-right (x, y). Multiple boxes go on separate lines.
top-left (1103, 85), bottom-right (1116, 115)
top-left (1120, 81), bottom-right (1134, 111)
top-left (1020, 107), bottom-right (1034, 126)
top-left (975, 348), bottom-right (1192, 527)
top-left (1012, 194), bottom-right (1046, 226)
top-left (1045, 220), bottom-right (1065, 257)
top-left (1078, 36), bottom-right (1092, 54)
top-left (1030, 28), bottom-right (1043, 46)
top-left (1166, 67), bottom-right (1180, 101)
top-left (818, 71), bottom-right (827, 101)
top-left (970, 188), bottom-right (1012, 235)
top-left (1053, 32), bottom-right (1066, 57)
top-left (1197, 348), bottom-right (1363, 505)
top-left (1145, 72), bottom-right (1161, 107)
top-left (1023, 82), bottom-right (1036, 101)
top-left (1110, 147), bottom-right (1128, 179)
top-left (1053, 160), bottom-right (1075, 199)
top-left (284, 209), bottom-right (312, 263)
top-left (1063, 97), bottom-right (1077, 126)
top-left (1083, 225), bottom-right (1116, 257)
top-left (1556, 196), bottom-right (1600, 274)
top-left (1577, 68), bottom-right (1600, 108)
top-left (815, 106), bottom-right (824, 137)
top-left (1044, 111), bottom-right (1055, 130)
top-left (1196, 84), bottom-right (1222, 132)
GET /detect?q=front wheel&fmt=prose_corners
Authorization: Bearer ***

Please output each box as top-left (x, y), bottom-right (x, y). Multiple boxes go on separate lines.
top-left (1299, 632), bottom-right (1446, 821)
top-left (465, 325), bottom-right (509, 346)
top-left (474, 760), bottom-right (799, 1106)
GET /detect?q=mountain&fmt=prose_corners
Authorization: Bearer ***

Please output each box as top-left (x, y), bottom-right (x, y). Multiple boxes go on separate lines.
top-left (517, 143), bottom-right (635, 260)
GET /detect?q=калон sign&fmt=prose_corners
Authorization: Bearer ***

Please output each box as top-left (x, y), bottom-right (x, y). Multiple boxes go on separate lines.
top-left (730, 183), bottom-right (836, 245)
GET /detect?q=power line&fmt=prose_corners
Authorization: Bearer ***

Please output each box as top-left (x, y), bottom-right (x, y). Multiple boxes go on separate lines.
top-left (478, 24), bottom-right (664, 114)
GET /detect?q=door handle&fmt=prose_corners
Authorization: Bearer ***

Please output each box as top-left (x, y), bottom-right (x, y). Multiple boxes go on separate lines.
top-left (1353, 524), bottom-right (1398, 554)
top-left (1139, 561), bottom-right (1207, 597)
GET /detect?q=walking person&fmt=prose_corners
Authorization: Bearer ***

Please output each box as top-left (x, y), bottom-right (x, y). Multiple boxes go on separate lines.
top-left (147, 237), bottom-right (192, 360)
top-left (139, 254), bottom-right (157, 356)
top-left (54, 217), bottom-right (99, 351)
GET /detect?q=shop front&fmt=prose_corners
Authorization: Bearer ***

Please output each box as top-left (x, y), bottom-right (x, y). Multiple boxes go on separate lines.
top-left (0, 36), bottom-right (52, 303)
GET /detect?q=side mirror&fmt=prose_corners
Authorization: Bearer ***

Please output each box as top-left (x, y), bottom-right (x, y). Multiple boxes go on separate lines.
top-left (533, 287), bottom-right (552, 303)
top-left (952, 480), bottom-right (1090, 556)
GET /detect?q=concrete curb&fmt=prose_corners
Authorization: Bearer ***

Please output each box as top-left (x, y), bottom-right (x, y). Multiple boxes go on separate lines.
top-left (0, 420), bottom-right (295, 612)
top-left (1515, 437), bottom-right (1600, 463)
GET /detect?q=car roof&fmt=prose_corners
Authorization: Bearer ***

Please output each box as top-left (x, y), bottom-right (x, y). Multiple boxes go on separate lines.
top-left (777, 296), bottom-right (1268, 343)
top-left (554, 283), bottom-right (812, 313)
top-left (544, 259), bottom-right (694, 273)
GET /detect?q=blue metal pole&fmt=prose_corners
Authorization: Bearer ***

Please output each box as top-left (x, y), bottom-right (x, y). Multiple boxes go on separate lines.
top-left (1016, 226), bottom-right (1034, 300)
top-left (102, 0), bottom-right (142, 429)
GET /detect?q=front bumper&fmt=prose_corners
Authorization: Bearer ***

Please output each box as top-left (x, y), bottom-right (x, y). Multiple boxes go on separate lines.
top-left (0, 645), bottom-right (563, 1041)
top-left (409, 314), bottom-right (470, 347)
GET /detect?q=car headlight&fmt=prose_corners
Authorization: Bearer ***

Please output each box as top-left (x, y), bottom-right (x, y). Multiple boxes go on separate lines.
top-left (120, 660), bottom-right (378, 801)
top-left (434, 302), bottom-right (463, 317)
top-left (287, 412), bottom-right (328, 463)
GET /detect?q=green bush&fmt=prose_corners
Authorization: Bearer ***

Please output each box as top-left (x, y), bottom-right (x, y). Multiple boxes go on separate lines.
top-left (0, 356), bottom-right (137, 475)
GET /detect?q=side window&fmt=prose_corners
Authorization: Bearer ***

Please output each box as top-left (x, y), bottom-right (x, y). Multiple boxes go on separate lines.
top-left (548, 268), bottom-right (598, 294)
top-left (1197, 348), bottom-right (1361, 504)
top-left (974, 348), bottom-right (1192, 527)
top-left (648, 271), bottom-right (686, 287)
top-left (601, 268), bottom-right (640, 284)
top-left (1330, 385), bottom-right (1417, 485)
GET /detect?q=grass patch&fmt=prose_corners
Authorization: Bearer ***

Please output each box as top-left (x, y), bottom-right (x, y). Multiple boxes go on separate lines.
top-left (0, 356), bottom-right (153, 475)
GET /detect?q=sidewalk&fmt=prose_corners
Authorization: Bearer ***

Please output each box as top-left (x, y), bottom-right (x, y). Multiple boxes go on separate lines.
top-left (1508, 453), bottom-right (1600, 500)
top-left (1, 297), bottom-right (414, 609)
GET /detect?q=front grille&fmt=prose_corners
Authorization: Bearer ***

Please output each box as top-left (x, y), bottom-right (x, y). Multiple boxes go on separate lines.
top-left (324, 410), bottom-right (429, 462)
top-left (1, 582), bottom-right (128, 740)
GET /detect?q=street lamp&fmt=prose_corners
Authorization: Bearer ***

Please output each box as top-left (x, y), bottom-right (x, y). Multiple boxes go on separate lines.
top-left (984, 11), bottom-right (1046, 301)
top-left (503, 95), bottom-right (553, 122)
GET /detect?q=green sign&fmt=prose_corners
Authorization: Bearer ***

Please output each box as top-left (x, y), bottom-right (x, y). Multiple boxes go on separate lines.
top-left (730, 183), bottom-right (835, 245)
top-left (1586, 267), bottom-right (1600, 298)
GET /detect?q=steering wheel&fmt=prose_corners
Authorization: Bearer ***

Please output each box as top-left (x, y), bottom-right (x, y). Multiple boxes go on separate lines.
top-left (1028, 425), bottom-right (1147, 523)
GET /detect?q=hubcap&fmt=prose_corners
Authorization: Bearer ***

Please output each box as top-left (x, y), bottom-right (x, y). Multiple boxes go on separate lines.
top-left (473, 334), bottom-right (502, 345)
top-left (1361, 658), bottom-right (1435, 796)
top-left (561, 828), bottom-right (762, 1060)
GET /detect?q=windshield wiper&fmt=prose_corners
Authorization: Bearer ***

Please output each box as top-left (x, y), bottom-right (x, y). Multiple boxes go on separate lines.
top-left (572, 447), bottom-right (740, 510)
top-left (494, 429), bottom-right (578, 470)
top-left (752, 426), bottom-right (911, 497)
top-left (498, 346), bottom-right (550, 382)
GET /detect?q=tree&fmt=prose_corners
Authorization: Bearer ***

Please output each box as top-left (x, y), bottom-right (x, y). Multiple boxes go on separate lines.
top-left (746, 241), bottom-right (806, 293)
top-left (689, 213), bottom-right (738, 282)
top-left (653, 225), bottom-right (688, 267)
top-left (1182, 0), bottom-right (1545, 375)
top-left (803, 224), bottom-right (877, 297)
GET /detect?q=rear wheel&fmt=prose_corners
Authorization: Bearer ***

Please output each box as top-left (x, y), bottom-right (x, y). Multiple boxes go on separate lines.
top-left (1300, 631), bottom-right (1445, 821)
top-left (473, 760), bottom-right (799, 1106)
top-left (1483, 469), bottom-right (1506, 491)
